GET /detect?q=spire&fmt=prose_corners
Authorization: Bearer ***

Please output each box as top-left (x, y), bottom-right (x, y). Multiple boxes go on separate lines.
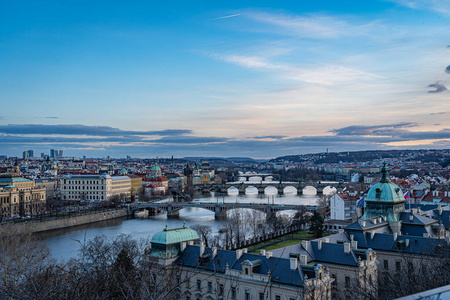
top-left (380, 161), bottom-right (390, 183)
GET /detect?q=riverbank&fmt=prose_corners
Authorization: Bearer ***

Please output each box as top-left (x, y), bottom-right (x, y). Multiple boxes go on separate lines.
top-left (3, 208), bottom-right (128, 233)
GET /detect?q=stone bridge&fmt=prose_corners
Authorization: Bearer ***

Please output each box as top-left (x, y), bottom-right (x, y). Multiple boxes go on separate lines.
top-left (128, 202), bottom-right (319, 220)
top-left (194, 181), bottom-right (343, 195)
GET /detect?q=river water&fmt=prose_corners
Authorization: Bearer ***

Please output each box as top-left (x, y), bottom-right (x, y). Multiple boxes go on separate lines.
top-left (39, 186), bottom-right (323, 261)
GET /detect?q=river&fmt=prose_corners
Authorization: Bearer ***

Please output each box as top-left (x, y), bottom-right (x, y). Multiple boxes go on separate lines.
top-left (38, 188), bottom-right (322, 261)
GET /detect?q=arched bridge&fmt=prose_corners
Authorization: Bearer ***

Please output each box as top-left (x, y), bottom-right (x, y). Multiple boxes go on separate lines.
top-left (128, 202), bottom-right (319, 220)
top-left (194, 181), bottom-right (343, 195)
top-left (235, 173), bottom-right (278, 181)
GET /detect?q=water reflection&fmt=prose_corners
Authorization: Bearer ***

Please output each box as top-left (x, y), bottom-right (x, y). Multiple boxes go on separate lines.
top-left (39, 192), bottom-right (319, 261)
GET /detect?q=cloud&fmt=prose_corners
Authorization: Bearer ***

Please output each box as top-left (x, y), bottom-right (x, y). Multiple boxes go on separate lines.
top-left (45, 116), bottom-right (59, 119)
top-left (245, 11), bottom-right (374, 39)
top-left (252, 135), bottom-right (287, 139)
top-left (0, 124), bottom-right (192, 136)
top-left (430, 112), bottom-right (448, 115)
top-left (446, 65), bottom-right (450, 73)
top-left (428, 81), bottom-right (448, 93)
top-left (330, 123), bottom-right (419, 136)
top-left (388, 0), bottom-right (450, 16)
top-left (214, 13), bottom-right (241, 20)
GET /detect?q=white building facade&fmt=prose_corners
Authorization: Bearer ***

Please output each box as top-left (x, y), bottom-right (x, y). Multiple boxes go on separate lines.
top-left (61, 174), bottom-right (131, 201)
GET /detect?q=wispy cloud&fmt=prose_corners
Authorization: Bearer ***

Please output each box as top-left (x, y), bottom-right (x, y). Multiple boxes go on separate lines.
top-left (0, 124), bottom-right (192, 136)
top-left (388, 0), bottom-right (450, 16)
top-left (244, 11), bottom-right (375, 39)
top-left (428, 81), bottom-right (448, 93)
top-left (214, 13), bottom-right (241, 20)
top-left (45, 116), bottom-right (59, 119)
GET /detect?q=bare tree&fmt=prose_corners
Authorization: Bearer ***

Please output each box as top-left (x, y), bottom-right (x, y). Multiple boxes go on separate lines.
top-left (190, 224), bottom-right (212, 248)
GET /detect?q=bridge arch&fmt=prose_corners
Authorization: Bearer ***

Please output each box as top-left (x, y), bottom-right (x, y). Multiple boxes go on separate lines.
top-left (245, 186), bottom-right (258, 195)
top-left (264, 186), bottom-right (278, 195)
top-left (248, 176), bottom-right (262, 182)
top-left (227, 186), bottom-right (239, 195)
top-left (302, 186), bottom-right (317, 195)
top-left (323, 186), bottom-right (337, 195)
top-left (283, 186), bottom-right (298, 194)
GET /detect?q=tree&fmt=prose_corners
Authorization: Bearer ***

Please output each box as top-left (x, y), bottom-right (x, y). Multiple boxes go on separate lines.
top-left (190, 224), bottom-right (212, 248)
top-left (309, 211), bottom-right (324, 238)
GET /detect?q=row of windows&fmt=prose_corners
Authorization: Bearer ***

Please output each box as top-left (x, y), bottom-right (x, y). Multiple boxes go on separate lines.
top-left (64, 185), bottom-right (104, 190)
top-left (383, 259), bottom-right (402, 271)
top-left (189, 278), bottom-right (292, 300)
top-left (64, 180), bottom-right (103, 185)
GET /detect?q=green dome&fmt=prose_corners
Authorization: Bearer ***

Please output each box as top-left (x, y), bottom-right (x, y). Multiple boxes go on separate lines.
top-left (366, 164), bottom-right (404, 203)
top-left (362, 163), bottom-right (405, 222)
top-left (150, 165), bottom-right (161, 172)
top-left (151, 225), bottom-right (199, 245)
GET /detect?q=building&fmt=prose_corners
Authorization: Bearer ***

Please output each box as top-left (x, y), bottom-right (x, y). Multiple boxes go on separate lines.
top-left (295, 163), bottom-right (450, 298)
top-left (0, 175), bottom-right (46, 219)
top-left (330, 191), bottom-right (361, 220)
top-left (147, 225), bottom-right (333, 300)
top-left (60, 174), bottom-right (131, 201)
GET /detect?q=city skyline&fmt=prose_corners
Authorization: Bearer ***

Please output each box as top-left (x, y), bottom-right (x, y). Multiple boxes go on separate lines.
top-left (1, 0), bottom-right (450, 158)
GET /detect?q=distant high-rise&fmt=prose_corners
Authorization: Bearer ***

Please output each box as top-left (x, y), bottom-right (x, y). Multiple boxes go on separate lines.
top-left (58, 150), bottom-right (63, 157)
top-left (27, 149), bottom-right (33, 157)
top-left (41, 153), bottom-right (45, 158)
top-left (50, 149), bottom-right (56, 158)
top-left (23, 151), bottom-right (29, 160)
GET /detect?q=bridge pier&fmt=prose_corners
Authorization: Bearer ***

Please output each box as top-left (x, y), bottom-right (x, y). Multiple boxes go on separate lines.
top-left (167, 206), bottom-right (180, 218)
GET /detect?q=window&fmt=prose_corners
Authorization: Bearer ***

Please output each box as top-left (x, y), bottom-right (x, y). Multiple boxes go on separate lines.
top-left (345, 276), bottom-right (350, 288)
top-left (197, 279), bottom-right (201, 291)
top-left (396, 261), bottom-right (401, 272)
top-left (259, 292), bottom-right (265, 300)
top-left (331, 274), bottom-right (337, 286)
top-left (208, 281), bottom-right (212, 293)
top-left (275, 295), bottom-right (281, 300)
top-left (245, 268), bottom-right (249, 275)
top-left (384, 260), bottom-right (389, 270)
top-left (186, 278), bottom-right (190, 289)
top-left (219, 284), bottom-right (224, 296)
top-left (231, 287), bottom-right (236, 299)
top-left (177, 275), bottom-right (181, 285)
top-left (245, 290), bottom-right (250, 300)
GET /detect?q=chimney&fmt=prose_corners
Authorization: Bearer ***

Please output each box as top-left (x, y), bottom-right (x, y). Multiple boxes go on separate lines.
top-left (188, 240), bottom-right (194, 245)
top-left (317, 240), bottom-right (322, 250)
top-left (379, 217), bottom-right (382, 223)
top-left (236, 249), bottom-right (243, 259)
top-left (383, 216), bottom-right (387, 221)
top-left (351, 241), bottom-right (358, 249)
top-left (260, 249), bottom-right (266, 256)
top-left (180, 242), bottom-right (187, 252)
top-left (344, 243), bottom-right (351, 253)
top-left (212, 247), bottom-right (217, 258)
top-left (423, 233), bottom-right (428, 238)
top-left (243, 248), bottom-right (248, 253)
top-left (361, 220), bottom-right (366, 227)
top-left (290, 257), bottom-right (298, 270)
top-left (350, 235), bottom-right (354, 241)
top-left (338, 228), bottom-right (344, 234)
top-left (301, 240), bottom-right (310, 250)
top-left (409, 215), bottom-right (414, 221)
top-left (370, 231), bottom-right (375, 239)
top-left (266, 252), bottom-right (273, 259)
top-left (393, 232), bottom-right (398, 241)
top-left (439, 208), bottom-right (443, 216)
top-left (406, 239), bottom-right (410, 247)
top-left (324, 238), bottom-right (330, 243)
top-left (199, 242), bottom-right (205, 256)
top-left (299, 255), bottom-right (308, 265)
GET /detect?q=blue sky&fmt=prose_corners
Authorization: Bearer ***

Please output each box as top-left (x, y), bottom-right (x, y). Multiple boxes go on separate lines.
top-left (1, 0), bottom-right (450, 158)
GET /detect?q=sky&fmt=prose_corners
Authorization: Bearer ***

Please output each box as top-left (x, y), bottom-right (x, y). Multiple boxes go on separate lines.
top-left (1, 0), bottom-right (450, 159)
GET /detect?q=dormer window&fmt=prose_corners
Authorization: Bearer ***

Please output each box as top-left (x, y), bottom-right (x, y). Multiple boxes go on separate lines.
top-left (376, 188), bottom-right (381, 199)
